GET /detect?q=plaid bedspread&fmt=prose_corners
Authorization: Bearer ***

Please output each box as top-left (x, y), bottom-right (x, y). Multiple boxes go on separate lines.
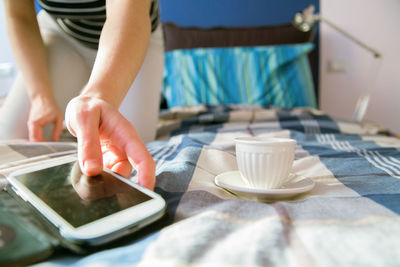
top-left (1, 105), bottom-right (400, 267)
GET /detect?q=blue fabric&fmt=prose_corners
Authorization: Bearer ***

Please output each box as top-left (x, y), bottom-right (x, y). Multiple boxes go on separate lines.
top-left (163, 43), bottom-right (317, 108)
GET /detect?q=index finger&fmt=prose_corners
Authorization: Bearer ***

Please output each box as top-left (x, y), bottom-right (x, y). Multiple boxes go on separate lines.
top-left (74, 111), bottom-right (103, 176)
top-left (52, 116), bottom-right (64, 141)
top-left (28, 121), bottom-right (44, 142)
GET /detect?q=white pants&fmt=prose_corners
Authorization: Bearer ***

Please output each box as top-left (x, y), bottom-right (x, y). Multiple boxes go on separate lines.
top-left (0, 11), bottom-right (164, 143)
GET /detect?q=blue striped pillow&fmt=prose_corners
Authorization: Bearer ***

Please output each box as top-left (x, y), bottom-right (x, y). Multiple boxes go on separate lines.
top-left (163, 43), bottom-right (316, 108)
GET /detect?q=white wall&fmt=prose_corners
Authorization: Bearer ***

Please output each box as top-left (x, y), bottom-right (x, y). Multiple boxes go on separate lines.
top-left (320, 0), bottom-right (400, 134)
top-left (0, 2), bottom-right (17, 97)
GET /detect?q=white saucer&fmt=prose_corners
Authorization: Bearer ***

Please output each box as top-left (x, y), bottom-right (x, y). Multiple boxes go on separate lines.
top-left (214, 170), bottom-right (315, 201)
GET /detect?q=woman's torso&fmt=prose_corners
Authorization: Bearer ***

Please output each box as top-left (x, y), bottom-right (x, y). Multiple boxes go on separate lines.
top-left (37, 0), bottom-right (160, 48)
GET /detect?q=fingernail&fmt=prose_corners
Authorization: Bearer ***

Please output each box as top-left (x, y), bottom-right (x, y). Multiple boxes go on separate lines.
top-left (84, 160), bottom-right (102, 175)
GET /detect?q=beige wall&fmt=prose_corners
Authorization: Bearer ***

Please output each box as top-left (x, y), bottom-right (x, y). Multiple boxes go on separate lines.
top-left (320, 0), bottom-right (400, 133)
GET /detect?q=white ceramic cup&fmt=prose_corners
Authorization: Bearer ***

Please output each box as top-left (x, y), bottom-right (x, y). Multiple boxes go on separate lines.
top-left (235, 137), bottom-right (296, 189)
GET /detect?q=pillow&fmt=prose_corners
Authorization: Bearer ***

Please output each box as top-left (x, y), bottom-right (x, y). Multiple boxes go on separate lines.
top-left (161, 22), bottom-right (316, 82)
top-left (163, 43), bottom-right (317, 109)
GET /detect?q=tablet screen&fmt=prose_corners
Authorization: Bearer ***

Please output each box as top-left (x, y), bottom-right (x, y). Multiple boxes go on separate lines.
top-left (13, 162), bottom-right (152, 228)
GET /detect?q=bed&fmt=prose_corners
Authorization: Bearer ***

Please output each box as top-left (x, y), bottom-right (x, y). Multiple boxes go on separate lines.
top-left (1, 20), bottom-right (400, 266)
top-left (1, 104), bottom-right (400, 266)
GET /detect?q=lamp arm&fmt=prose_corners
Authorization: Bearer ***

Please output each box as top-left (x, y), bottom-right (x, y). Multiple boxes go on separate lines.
top-left (315, 15), bottom-right (382, 58)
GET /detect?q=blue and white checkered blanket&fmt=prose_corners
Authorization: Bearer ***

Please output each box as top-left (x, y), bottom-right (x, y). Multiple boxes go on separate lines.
top-left (1, 105), bottom-right (400, 267)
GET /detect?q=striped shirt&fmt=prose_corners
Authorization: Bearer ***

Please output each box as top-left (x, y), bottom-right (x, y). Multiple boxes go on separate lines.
top-left (37, 0), bottom-right (160, 48)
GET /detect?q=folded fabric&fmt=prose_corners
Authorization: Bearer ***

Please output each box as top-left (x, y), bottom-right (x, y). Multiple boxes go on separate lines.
top-left (163, 43), bottom-right (317, 109)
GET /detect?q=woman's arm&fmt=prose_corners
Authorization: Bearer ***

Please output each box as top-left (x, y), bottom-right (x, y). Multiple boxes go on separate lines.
top-left (82, 0), bottom-right (152, 108)
top-left (4, 0), bottom-right (51, 101)
top-left (4, 0), bottom-right (63, 141)
top-left (65, 0), bottom-right (156, 189)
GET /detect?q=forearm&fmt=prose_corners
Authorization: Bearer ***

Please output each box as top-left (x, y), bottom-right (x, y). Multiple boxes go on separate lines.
top-left (81, 0), bottom-right (152, 108)
top-left (4, 0), bottom-right (53, 102)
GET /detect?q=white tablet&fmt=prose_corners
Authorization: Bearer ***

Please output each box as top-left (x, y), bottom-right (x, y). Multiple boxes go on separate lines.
top-left (6, 155), bottom-right (166, 246)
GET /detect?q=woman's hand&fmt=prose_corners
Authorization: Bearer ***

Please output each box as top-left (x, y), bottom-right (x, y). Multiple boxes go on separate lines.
top-left (64, 0), bottom-right (156, 190)
top-left (65, 95), bottom-right (155, 190)
top-left (28, 96), bottom-right (64, 142)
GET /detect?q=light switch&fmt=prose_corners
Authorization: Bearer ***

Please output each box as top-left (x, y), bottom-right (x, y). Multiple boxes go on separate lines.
top-left (327, 60), bottom-right (348, 73)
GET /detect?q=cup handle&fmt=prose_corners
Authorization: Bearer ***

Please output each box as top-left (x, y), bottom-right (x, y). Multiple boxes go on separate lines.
top-left (282, 170), bottom-right (297, 185)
